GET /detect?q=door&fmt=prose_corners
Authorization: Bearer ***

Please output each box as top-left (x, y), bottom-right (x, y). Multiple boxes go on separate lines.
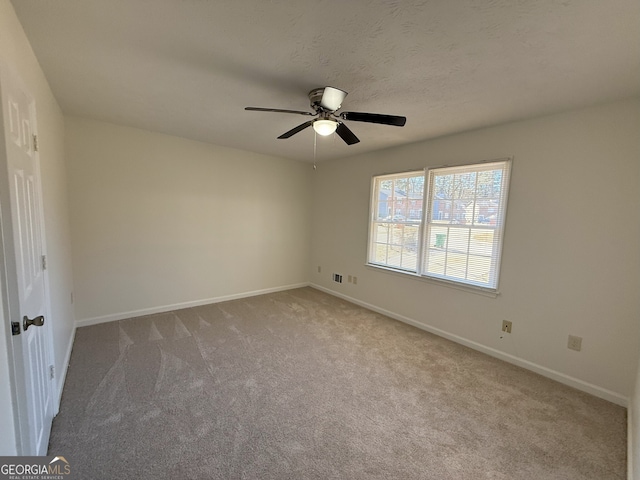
top-left (0, 66), bottom-right (54, 455)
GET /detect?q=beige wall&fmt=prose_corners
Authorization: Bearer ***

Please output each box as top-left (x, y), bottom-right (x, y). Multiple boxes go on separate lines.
top-left (311, 99), bottom-right (640, 404)
top-left (0, 0), bottom-right (75, 454)
top-left (65, 117), bottom-right (312, 323)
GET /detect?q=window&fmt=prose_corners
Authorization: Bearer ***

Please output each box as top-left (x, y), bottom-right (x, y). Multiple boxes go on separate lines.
top-left (367, 159), bottom-right (511, 293)
top-left (369, 172), bottom-right (425, 272)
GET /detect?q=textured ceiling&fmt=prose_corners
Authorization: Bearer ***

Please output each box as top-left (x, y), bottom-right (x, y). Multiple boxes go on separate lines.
top-left (10, 0), bottom-right (640, 162)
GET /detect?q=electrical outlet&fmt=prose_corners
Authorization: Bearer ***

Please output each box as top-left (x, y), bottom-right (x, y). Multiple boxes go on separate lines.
top-left (568, 335), bottom-right (582, 352)
top-left (501, 320), bottom-right (512, 334)
top-left (348, 275), bottom-right (352, 283)
top-left (353, 276), bottom-right (358, 285)
top-left (317, 266), bottom-right (321, 273)
top-left (333, 273), bottom-right (343, 283)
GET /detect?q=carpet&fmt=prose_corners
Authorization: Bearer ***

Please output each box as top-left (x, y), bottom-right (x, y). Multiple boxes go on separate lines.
top-left (49, 287), bottom-right (626, 479)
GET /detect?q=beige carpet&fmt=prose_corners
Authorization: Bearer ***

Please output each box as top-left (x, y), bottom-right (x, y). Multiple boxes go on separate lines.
top-left (49, 287), bottom-right (626, 479)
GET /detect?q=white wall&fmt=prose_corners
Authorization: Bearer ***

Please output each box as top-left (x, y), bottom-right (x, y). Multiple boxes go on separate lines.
top-left (65, 117), bottom-right (312, 323)
top-left (0, 0), bottom-right (75, 453)
top-left (311, 99), bottom-right (640, 404)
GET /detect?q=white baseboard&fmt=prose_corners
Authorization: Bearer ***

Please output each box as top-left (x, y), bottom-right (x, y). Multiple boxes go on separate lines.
top-left (76, 282), bottom-right (310, 328)
top-left (54, 323), bottom-right (76, 415)
top-left (311, 283), bottom-right (629, 408)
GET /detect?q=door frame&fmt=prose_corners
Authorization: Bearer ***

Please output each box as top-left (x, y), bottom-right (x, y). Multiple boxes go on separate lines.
top-left (0, 62), bottom-right (56, 455)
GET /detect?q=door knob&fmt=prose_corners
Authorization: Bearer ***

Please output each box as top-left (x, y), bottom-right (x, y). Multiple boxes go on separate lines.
top-left (23, 315), bottom-right (44, 331)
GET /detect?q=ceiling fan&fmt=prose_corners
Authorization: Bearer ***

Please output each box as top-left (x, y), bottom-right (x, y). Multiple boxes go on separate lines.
top-left (245, 86), bottom-right (406, 145)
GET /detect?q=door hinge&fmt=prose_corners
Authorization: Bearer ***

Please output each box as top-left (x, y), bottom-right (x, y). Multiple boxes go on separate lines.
top-left (33, 134), bottom-right (39, 152)
top-left (49, 365), bottom-right (55, 380)
top-left (41, 255), bottom-right (47, 270)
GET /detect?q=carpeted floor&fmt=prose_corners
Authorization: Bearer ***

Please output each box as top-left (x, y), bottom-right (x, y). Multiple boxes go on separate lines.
top-left (49, 287), bottom-right (626, 479)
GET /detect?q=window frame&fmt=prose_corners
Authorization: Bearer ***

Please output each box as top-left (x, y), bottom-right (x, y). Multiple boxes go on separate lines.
top-left (366, 158), bottom-right (512, 295)
top-left (367, 170), bottom-right (426, 274)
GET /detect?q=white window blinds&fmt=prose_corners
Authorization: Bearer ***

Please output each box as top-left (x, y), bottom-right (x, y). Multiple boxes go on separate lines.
top-left (422, 160), bottom-right (511, 290)
top-left (368, 171), bottom-right (425, 272)
top-left (367, 159), bottom-right (511, 293)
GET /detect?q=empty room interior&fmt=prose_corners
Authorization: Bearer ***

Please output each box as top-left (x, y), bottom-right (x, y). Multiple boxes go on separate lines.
top-left (0, 0), bottom-right (639, 478)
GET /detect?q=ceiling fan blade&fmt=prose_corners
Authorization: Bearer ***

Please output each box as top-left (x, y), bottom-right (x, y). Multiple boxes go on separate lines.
top-left (336, 122), bottom-right (360, 145)
top-left (277, 121), bottom-right (314, 139)
top-left (339, 111), bottom-right (406, 126)
top-left (320, 87), bottom-right (348, 111)
top-left (245, 107), bottom-right (314, 116)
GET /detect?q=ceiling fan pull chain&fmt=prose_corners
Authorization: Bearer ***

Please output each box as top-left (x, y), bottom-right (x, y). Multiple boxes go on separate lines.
top-left (313, 130), bottom-right (317, 170)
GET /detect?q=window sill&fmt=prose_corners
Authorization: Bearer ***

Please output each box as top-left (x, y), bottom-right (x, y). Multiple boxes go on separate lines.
top-left (365, 263), bottom-right (500, 298)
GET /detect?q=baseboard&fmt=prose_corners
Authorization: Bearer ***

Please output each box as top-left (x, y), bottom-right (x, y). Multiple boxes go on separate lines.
top-left (53, 322), bottom-right (76, 415)
top-left (311, 283), bottom-right (629, 408)
top-left (76, 282), bottom-right (310, 328)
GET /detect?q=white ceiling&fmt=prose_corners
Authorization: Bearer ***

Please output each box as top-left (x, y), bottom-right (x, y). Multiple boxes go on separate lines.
top-left (11, 0), bottom-right (640, 162)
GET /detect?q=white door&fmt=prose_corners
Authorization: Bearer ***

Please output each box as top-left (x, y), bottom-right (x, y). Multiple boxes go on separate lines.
top-left (0, 66), bottom-right (55, 455)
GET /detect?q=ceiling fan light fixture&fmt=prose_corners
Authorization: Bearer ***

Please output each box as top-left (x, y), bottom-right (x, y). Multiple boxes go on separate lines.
top-left (245, 86), bottom-right (405, 145)
top-left (313, 119), bottom-right (338, 136)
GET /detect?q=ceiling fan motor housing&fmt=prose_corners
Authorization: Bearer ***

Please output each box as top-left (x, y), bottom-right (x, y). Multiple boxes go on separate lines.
top-left (309, 88), bottom-right (329, 111)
